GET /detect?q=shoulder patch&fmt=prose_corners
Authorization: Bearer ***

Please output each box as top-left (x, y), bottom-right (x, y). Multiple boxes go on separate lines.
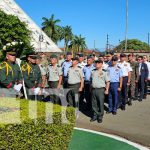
top-left (102, 69), bottom-right (106, 72)
top-left (78, 66), bottom-right (82, 68)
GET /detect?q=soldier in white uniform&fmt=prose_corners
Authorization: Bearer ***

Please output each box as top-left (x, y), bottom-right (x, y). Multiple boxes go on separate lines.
top-left (90, 60), bottom-right (110, 123)
top-left (117, 53), bottom-right (132, 110)
top-left (67, 57), bottom-right (84, 107)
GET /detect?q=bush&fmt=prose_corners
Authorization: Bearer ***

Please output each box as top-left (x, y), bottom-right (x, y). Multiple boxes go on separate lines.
top-left (0, 98), bottom-right (75, 150)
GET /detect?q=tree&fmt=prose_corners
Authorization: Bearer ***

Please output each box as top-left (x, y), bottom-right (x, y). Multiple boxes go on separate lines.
top-left (42, 14), bottom-right (61, 43)
top-left (69, 35), bottom-right (87, 54)
top-left (62, 26), bottom-right (73, 52)
top-left (0, 10), bottom-right (33, 59)
top-left (115, 39), bottom-right (150, 52)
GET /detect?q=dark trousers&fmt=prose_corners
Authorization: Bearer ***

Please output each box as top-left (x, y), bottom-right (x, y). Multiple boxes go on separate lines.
top-left (67, 83), bottom-right (80, 107)
top-left (91, 88), bottom-right (105, 119)
top-left (144, 81), bottom-right (148, 97)
top-left (63, 77), bottom-right (68, 88)
top-left (108, 82), bottom-right (119, 112)
top-left (120, 77), bottom-right (128, 107)
top-left (48, 81), bottom-right (61, 105)
top-left (84, 82), bottom-right (92, 110)
top-left (138, 77), bottom-right (145, 99)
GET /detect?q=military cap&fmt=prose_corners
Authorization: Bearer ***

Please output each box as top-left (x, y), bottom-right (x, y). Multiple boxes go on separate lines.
top-left (72, 57), bottom-right (79, 61)
top-left (111, 56), bottom-right (118, 61)
top-left (99, 54), bottom-right (104, 57)
top-left (5, 48), bottom-right (16, 56)
top-left (26, 51), bottom-right (37, 59)
top-left (50, 54), bottom-right (57, 59)
top-left (106, 54), bottom-right (111, 57)
top-left (36, 55), bottom-right (42, 60)
top-left (95, 60), bottom-right (103, 64)
top-left (87, 55), bottom-right (93, 59)
top-left (78, 53), bottom-right (84, 57)
top-left (66, 52), bottom-right (72, 55)
top-left (120, 53), bottom-right (126, 57)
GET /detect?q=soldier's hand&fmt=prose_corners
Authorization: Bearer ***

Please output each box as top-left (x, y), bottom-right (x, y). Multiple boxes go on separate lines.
top-left (57, 85), bottom-right (61, 89)
top-left (104, 90), bottom-right (108, 95)
top-left (118, 87), bottom-right (121, 91)
top-left (79, 87), bottom-right (82, 92)
top-left (127, 82), bottom-right (130, 86)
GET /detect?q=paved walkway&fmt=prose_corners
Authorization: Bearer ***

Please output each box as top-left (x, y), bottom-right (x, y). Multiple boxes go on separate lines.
top-left (76, 96), bottom-right (150, 148)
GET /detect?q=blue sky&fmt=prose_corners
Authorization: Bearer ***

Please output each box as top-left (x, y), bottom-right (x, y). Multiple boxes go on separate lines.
top-left (15, 0), bottom-right (150, 50)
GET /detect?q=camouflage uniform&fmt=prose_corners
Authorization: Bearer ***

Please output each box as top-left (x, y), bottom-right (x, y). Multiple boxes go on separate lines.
top-left (128, 61), bottom-right (138, 101)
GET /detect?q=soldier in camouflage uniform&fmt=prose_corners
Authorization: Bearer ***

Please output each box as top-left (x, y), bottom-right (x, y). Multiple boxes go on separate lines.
top-left (21, 52), bottom-right (42, 100)
top-left (128, 54), bottom-right (139, 104)
top-left (0, 49), bottom-right (22, 97)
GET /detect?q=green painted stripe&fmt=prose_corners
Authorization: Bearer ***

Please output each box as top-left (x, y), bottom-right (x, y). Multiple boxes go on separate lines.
top-left (69, 129), bottom-right (139, 150)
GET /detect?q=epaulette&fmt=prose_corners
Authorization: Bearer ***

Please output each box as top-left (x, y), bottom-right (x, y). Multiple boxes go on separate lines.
top-left (57, 65), bottom-right (60, 67)
top-left (93, 69), bottom-right (97, 71)
top-left (102, 69), bottom-right (106, 72)
top-left (117, 66), bottom-right (121, 69)
top-left (41, 65), bottom-right (43, 68)
top-left (78, 66), bottom-right (82, 68)
top-left (0, 62), bottom-right (7, 69)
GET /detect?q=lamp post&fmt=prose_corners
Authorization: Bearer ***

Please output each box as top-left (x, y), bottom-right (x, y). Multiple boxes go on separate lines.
top-left (39, 34), bottom-right (44, 52)
top-left (124, 0), bottom-right (128, 52)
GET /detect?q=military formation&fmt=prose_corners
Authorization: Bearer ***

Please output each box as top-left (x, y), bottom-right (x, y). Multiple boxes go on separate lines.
top-left (0, 49), bottom-right (150, 123)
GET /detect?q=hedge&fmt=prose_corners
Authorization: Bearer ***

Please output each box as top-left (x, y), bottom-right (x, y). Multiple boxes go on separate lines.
top-left (0, 98), bottom-right (75, 149)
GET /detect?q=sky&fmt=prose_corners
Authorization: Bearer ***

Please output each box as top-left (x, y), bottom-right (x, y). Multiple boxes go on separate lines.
top-left (15, 0), bottom-right (150, 50)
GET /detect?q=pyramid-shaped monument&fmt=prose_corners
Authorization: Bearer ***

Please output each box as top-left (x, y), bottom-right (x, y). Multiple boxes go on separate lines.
top-left (0, 0), bottom-right (61, 53)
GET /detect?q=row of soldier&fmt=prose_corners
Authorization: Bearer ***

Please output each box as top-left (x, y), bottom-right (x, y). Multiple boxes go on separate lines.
top-left (0, 49), bottom-right (149, 123)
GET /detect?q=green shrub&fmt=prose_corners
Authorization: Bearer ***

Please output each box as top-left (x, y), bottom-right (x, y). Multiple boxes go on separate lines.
top-left (0, 98), bottom-right (75, 150)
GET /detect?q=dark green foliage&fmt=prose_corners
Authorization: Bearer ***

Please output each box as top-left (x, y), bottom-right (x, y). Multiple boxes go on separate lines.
top-left (115, 39), bottom-right (150, 52)
top-left (0, 10), bottom-right (33, 60)
top-left (0, 99), bottom-right (75, 150)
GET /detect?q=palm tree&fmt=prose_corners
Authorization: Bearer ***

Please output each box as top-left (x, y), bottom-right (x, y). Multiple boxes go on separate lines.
top-left (62, 25), bottom-right (73, 52)
top-left (70, 34), bottom-right (87, 54)
top-left (42, 14), bottom-right (61, 43)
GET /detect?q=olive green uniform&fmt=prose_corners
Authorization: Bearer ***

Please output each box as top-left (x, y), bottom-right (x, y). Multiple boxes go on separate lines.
top-left (67, 66), bottom-right (83, 107)
top-left (0, 61), bottom-right (22, 96)
top-left (91, 69), bottom-right (110, 120)
top-left (21, 62), bottom-right (42, 100)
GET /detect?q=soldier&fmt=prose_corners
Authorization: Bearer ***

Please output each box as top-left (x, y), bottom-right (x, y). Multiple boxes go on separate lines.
top-left (47, 54), bottom-right (63, 104)
top-left (21, 52), bottom-right (42, 100)
top-left (83, 55), bottom-right (95, 111)
top-left (143, 55), bottom-right (150, 99)
top-left (117, 53), bottom-right (132, 110)
top-left (67, 57), bottom-right (84, 107)
top-left (78, 53), bottom-right (86, 69)
top-left (128, 53), bottom-right (138, 104)
top-left (62, 52), bottom-right (72, 88)
top-left (99, 54), bottom-right (108, 70)
top-left (136, 56), bottom-right (148, 101)
top-left (40, 52), bottom-right (49, 68)
top-left (0, 49), bottom-right (22, 97)
top-left (107, 56), bottom-right (123, 115)
top-left (58, 53), bottom-right (65, 66)
top-left (36, 55), bottom-right (48, 88)
top-left (90, 60), bottom-right (110, 123)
